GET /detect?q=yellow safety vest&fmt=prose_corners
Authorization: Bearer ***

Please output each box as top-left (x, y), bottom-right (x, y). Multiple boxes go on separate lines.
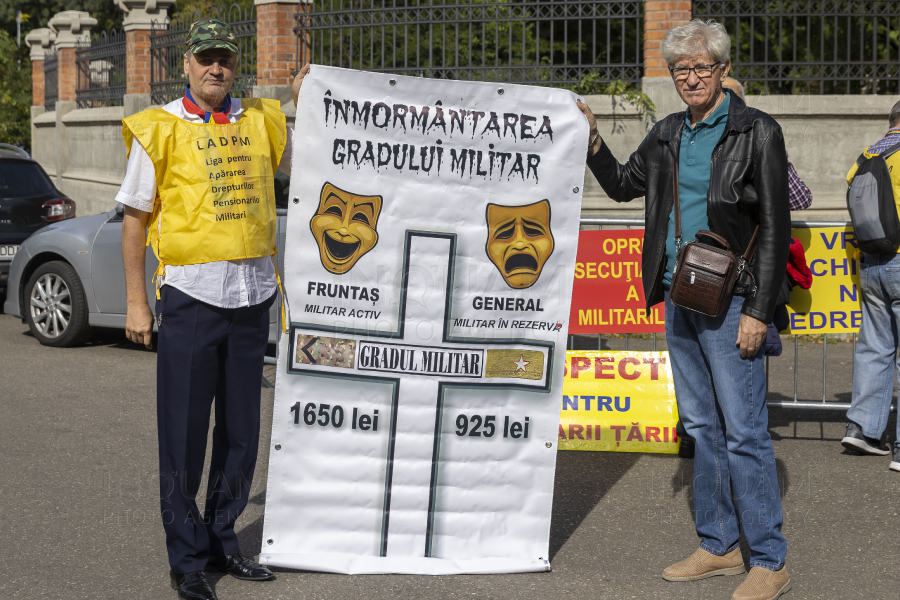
top-left (847, 146), bottom-right (900, 254)
top-left (122, 98), bottom-right (286, 267)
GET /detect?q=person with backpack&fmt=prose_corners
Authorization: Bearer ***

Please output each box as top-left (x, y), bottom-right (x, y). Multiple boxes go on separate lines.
top-left (842, 100), bottom-right (900, 469)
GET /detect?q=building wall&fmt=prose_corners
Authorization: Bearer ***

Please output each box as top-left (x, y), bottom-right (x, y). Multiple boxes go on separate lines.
top-left (31, 106), bottom-right (128, 216)
top-left (28, 90), bottom-right (894, 222)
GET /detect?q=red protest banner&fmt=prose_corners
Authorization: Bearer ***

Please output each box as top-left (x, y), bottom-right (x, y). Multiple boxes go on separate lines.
top-left (569, 230), bottom-right (665, 334)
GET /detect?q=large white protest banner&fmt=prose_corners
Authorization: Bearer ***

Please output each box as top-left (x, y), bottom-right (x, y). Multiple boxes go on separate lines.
top-left (261, 65), bottom-right (587, 575)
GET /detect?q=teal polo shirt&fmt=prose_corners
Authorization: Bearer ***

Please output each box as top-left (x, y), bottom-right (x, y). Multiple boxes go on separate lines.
top-left (663, 94), bottom-right (731, 288)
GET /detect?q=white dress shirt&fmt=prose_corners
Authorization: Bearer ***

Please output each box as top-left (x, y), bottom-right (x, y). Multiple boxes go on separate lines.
top-left (116, 97), bottom-right (293, 308)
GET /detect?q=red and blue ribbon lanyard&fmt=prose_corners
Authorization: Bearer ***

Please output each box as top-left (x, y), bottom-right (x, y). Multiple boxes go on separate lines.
top-left (182, 86), bottom-right (232, 124)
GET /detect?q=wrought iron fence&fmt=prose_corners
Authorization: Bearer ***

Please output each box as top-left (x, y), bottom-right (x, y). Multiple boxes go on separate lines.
top-left (44, 48), bottom-right (58, 111)
top-left (694, 0), bottom-right (900, 94)
top-left (150, 4), bottom-right (257, 106)
top-left (294, 0), bottom-right (644, 88)
top-left (75, 29), bottom-right (127, 108)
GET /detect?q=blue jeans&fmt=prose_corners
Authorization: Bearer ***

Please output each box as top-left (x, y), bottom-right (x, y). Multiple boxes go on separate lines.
top-left (848, 252), bottom-right (900, 446)
top-left (665, 293), bottom-right (787, 570)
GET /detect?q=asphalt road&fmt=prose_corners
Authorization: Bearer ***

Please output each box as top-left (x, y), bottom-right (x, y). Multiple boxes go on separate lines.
top-left (1, 313), bottom-right (898, 600)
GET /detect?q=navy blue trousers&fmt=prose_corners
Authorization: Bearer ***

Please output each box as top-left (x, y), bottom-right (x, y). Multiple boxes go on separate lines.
top-left (156, 285), bottom-right (274, 574)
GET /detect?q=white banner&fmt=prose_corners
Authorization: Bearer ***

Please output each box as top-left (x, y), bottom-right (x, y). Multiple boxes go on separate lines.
top-left (262, 66), bottom-right (587, 575)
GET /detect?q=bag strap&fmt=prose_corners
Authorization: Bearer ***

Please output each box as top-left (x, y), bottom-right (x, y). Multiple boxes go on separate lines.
top-left (856, 141), bottom-right (900, 168)
top-left (695, 230), bottom-right (731, 251)
top-left (672, 163), bottom-right (682, 248)
top-left (742, 226), bottom-right (760, 261)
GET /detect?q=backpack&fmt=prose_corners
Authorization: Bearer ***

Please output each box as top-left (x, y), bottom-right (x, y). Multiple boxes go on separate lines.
top-left (847, 141), bottom-right (900, 254)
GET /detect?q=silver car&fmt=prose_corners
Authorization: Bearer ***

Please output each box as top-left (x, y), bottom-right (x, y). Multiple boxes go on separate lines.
top-left (3, 201), bottom-right (288, 348)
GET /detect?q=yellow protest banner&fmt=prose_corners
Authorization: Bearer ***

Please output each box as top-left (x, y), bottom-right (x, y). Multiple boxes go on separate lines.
top-left (785, 227), bottom-right (861, 334)
top-left (559, 350), bottom-right (680, 453)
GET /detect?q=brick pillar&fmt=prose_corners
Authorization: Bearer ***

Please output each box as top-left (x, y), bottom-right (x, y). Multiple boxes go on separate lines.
top-left (32, 61), bottom-right (45, 107)
top-left (642, 1), bottom-right (693, 119)
top-left (126, 30), bottom-right (152, 94)
top-left (119, 1), bottom-right (176, 100)
top-left (255, 0), bottom-right (306, 87)
top-left (48, 11), bottom-right (97, 102)
top-left (56, 47), bottom-right (77, 102)
top-left (644, 1), bottom-right (693, 77)
top-left (25, 28), bottom-right (57, 107)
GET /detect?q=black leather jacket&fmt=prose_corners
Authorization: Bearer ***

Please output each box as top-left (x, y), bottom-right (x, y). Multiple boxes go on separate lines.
top-left (586, 91), bottom-right (790, 324)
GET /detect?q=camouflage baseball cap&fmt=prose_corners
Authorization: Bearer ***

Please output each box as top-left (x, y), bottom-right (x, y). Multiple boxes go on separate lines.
top-left (187, 18), bottom-right (239, 55)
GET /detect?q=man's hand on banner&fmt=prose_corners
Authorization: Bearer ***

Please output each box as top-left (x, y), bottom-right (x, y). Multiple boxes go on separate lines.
top-left (576, 101), bottom-right (602, 157)
top-left (736, 313), bottom-right (767, 358)
top-left (293, 63), bottom-right (311, 107)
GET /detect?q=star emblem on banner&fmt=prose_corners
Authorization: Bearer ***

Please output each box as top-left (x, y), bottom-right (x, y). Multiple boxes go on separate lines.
top-left (513, 354), bottom-right (530, 372)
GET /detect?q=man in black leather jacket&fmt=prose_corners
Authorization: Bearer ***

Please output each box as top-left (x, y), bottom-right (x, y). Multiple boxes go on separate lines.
top-left (576, 19), bottom-right (791, 600)
top-left (583, 89), bottom-right (790, 327)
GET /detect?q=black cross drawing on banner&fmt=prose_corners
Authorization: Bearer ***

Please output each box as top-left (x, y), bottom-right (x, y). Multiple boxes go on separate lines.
top-left (287, 231), bottom-right (554, 558)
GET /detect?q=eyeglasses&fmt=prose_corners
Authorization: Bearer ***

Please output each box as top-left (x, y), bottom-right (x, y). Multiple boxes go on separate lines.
top-left (669, 62), bottom-right (722, 81)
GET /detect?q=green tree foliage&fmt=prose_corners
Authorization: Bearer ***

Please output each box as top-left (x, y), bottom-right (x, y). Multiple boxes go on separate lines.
top-left (0, 30), bottom-right (32, 149)
top-left (571, 73), bottom-right (655, 120)
top-left (0, 2), bottom-right (122, 150)
top-left (171, 0), bottom-right (254, 20)
top-left (0, 1), bottom-right (121, 39)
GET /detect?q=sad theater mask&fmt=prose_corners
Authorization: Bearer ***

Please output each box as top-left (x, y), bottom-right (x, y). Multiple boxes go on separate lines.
top-left (485, 199), bottom-right (555, 289)
top-left (310, 182), bottom-right (383, 274)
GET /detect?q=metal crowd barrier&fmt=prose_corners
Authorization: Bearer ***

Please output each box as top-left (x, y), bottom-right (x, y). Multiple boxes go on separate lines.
top-left (574, 217), bottom-right (889, 412)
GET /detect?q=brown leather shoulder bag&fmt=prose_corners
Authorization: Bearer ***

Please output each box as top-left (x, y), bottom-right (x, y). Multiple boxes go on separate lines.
top-left (668, 165), bottom-right (759, 317)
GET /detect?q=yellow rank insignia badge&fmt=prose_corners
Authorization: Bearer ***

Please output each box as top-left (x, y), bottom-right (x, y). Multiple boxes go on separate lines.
top-left (484, 349), bottom-right (544, 380)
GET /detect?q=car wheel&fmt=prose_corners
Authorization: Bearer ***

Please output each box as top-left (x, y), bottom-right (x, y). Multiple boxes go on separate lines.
top-left (25, 261), bottom-right (92, 347)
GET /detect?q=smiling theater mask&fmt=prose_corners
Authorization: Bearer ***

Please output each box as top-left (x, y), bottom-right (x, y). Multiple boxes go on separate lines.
top-left (310, 183), bottom-right (383, 274)
top-left (485, 199), bottom-right (555, 289)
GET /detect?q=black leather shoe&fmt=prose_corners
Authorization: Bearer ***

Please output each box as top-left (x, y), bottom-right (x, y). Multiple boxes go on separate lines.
top-left (170, 570), bottom-right (218, 600)
top-left (207, 553), bottom-right (276, 581)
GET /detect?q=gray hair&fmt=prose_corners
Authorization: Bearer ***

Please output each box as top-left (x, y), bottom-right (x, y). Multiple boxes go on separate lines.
top-left (890, 100), bottom-right (900, 127)
top-left (662, 19), bottom-right (731, 66)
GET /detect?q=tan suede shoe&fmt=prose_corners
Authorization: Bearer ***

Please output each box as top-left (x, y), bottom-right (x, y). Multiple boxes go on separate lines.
top-left (732, 566), bottom-right (791, 600)
top-left (662, 546), bottom-right (746, 581)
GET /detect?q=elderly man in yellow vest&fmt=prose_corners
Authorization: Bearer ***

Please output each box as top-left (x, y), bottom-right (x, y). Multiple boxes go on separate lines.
top-left (118, 18), bottom-right (309, 600)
